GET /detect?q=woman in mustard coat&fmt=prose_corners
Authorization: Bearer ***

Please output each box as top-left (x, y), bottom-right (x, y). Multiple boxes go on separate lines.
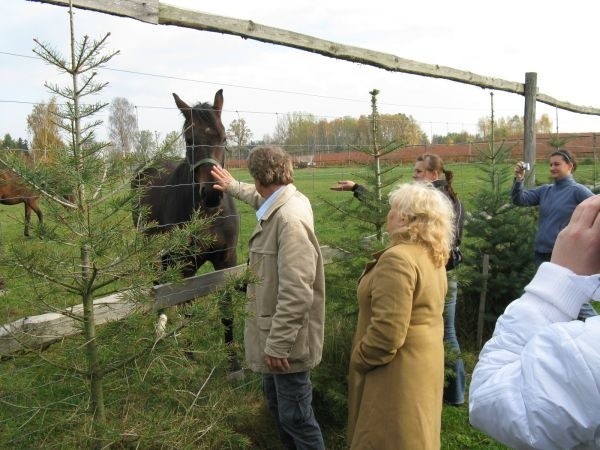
top-left (347, 182), bottom-right (455, 450)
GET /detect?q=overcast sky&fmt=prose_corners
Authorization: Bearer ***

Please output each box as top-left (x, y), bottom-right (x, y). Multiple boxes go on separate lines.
top-left (2, 0), bottom-right (600, 145)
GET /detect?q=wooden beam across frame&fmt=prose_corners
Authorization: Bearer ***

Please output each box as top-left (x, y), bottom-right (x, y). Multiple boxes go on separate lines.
top-left (27, 0), bottom-right (600, 116)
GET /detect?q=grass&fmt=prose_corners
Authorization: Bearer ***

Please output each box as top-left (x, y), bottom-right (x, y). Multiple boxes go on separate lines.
top-left (4, 160), bottom-right (598, 448)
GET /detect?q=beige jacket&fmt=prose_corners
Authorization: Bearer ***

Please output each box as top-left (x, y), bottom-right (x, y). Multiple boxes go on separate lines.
top-left (227, 182), bottom-right (325, 373)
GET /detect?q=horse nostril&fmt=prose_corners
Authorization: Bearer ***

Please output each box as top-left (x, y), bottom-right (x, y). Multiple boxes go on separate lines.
top-left (203, 188), bottom-right (222, 208)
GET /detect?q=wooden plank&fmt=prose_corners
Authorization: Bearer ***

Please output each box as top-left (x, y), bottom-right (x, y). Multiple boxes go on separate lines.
top-left (152, 245), bottom-right (350, 309)
top-left (158, 4), bottom-right (524, 95)
top-left (26, 0), bottom-right (159, 24)
top-left (1, 245), bottom-right (352, 356)
top-left (0, 293), bottom-right (150, 356)
top-left (27, 0), bottom-right (600, 116)
top-left (536, 93), bottom-right (600, 115)
top-left (153, 265), bottom-right (245, 310)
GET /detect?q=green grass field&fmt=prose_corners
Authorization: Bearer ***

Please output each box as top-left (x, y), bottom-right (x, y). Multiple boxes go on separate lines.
top-left (4, 160), bottom-right (597, 448)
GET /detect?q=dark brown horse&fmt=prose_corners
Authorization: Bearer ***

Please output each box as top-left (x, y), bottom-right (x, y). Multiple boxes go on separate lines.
top-left (133, 89), bottom-right (240, 372)
top-left (0, 170), bottom-right (43, 237)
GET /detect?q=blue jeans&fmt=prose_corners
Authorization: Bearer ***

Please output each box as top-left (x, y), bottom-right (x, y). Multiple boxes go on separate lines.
top-left (263, 371), bottom-right (325, 450)
top-left (535, 251), bottom-right (598, 320)
top-left (444, 277), bottom-right (465, 405)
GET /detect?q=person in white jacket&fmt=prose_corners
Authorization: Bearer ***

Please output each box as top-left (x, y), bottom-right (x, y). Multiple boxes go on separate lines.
top-left (469, 194), bottom-right (600, 450)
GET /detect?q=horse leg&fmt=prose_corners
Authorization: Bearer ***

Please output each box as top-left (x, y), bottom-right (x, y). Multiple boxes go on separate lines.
top-left (214, 253), bottom-right (243, 380)
top-left (154, 253), bottom-right (176, 340)
top-left (23, 202), bottom-right (31, 237)
top-left (220, 293), bottom-right (243, 381)
top-left (155, 312), bottom-right (168, 340)
top-left (154, 253), bottom-right (197, 340)
top-left (31, 199), bottom-right (43, 227)
top-left (23, 200), bottom-right (43, 237)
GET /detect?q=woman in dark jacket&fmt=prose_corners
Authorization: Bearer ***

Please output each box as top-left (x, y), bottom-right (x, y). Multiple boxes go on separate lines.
top-left (332, 152), bottom-right (466, 405)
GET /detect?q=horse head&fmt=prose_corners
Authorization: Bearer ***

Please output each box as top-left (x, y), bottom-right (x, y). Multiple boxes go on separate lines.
top-left (173, 90), bottom-right (226, 209)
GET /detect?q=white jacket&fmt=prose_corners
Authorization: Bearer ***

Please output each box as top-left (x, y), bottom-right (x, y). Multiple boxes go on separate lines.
top-left (469, 262), bottom-right (600, 450)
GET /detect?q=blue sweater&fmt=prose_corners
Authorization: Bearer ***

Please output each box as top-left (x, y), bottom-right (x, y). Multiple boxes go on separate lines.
top-left (511, 175), bottom-right (593, 253)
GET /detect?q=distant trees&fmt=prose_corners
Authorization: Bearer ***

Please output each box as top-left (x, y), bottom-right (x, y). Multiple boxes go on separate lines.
top-left (271, 110), bottom-right (426, 154)
top-left (432, 131), bottom-right (473, 145)
top-left (26, 97), bottom-right (64, 161)
top-left (162, 130), bottom-right (185, 157)
top-left (134, 129), bottom-right (185, 160)
top-left (430, 113), bottom-right (554, 145)
top-left (1, 134), bottom-right (28, 150)
top-left (477, 113), bottom-right (553, 139)
top-left (108, 97), bottom-right (138, 156)
top-left (227, 118), bottom-right (253, 161)
top-left (263, 109), bottom-right (553, 154)
top-left (377, 113), bottom-right (428, 146)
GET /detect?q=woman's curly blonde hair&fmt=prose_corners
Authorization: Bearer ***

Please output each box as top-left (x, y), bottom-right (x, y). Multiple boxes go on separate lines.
top-left (388, 182), bottom-right (455, 268)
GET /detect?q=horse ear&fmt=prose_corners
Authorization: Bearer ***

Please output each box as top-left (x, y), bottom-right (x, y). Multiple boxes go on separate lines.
top-left (213, 89), bottom-right (224, 119)
top-left (172, 93), bottom-right (192, 121)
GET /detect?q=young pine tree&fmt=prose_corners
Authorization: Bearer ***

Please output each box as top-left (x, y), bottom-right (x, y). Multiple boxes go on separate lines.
top-left (0, 5), bottom-right (215, 446)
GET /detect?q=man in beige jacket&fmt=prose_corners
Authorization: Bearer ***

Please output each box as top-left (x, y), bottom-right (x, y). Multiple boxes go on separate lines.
top-left (212, 146), bottom-right (325, 450)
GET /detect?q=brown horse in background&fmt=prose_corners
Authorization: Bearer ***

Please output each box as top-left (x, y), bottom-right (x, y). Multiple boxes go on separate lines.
top-left (0, 170), bottom-right (43, 237)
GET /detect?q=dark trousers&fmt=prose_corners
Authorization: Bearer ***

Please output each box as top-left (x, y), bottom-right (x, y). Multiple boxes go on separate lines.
top-left (263, 371), bottom-right (325, 450)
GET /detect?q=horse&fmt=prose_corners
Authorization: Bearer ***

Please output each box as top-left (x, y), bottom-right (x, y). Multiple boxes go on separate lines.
top-left (133, 89), bottom-right (241, 374)
top-left (0, 169), bottom-right (43, 237)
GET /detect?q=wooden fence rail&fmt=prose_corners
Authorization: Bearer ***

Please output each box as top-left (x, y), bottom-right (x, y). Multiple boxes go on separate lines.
top-left (0, 246), bottom-right (348, 356)
top-left (28, 0), bottom-right (600, 116)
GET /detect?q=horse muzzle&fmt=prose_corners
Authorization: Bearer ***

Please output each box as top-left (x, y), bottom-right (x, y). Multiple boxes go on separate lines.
top-left (201, 186), bottom-right (223, 209)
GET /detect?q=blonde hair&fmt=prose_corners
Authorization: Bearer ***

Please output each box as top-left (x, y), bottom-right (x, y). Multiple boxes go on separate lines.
top-left (388, 182), bottom-right (455, 268)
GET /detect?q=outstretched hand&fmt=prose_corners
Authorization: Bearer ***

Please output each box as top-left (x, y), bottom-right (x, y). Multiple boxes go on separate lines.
top-left (330, 180), bottom-right (357, 191)
top-left (552, 194), bottom-right (600, 275)
top-left (211, 165), bottom-right (235, 192)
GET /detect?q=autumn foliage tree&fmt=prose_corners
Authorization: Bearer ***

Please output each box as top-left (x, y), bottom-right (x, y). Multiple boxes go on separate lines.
top-left (477, 113), bottom-right (553, 139)
top-left (26, 96), bottom-right (64, 162)
top-left (271, 109), bottom-right (426, 154)
top-left (227, 117), bottom-right (253, 162)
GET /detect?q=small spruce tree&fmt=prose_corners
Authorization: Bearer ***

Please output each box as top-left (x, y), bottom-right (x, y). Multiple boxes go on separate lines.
top-left (324, 89), bottom-right (404, 250)
top-left (459, 94), bottom-right (537, 344)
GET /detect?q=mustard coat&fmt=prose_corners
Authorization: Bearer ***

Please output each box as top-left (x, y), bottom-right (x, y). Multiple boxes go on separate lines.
top-left (347, 243), bottom-right (446, 450)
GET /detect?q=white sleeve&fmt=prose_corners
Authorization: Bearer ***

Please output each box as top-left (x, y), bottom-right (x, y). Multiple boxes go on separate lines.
top-left (469, 263), bottom-right (600, 450)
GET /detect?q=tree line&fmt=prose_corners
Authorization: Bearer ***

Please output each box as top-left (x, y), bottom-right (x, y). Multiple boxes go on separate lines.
top-left (4, 96), bottom-right (554, 162)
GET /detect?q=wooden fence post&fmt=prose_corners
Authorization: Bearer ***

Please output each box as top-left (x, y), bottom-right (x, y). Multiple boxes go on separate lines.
top-left (477, 253), bottom-right (490, 349)
top-left (524, 72), bottom-right (537, 188)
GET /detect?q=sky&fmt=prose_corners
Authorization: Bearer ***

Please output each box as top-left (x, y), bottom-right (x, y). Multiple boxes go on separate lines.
top-left (2, 0), bottom-right (600, 146)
